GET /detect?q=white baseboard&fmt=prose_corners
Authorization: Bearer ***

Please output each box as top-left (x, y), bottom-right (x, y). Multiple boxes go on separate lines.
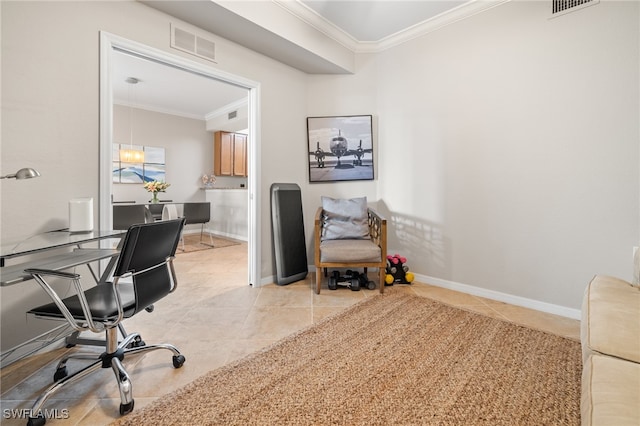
top-left (182, 228), bottom-right (247, 242)
top-left (260, 275), bottom-right (276, 287)
top-left (211, 231), bottom-right (247, 242)
top-left (416, 273), bottom-right (581, 320)
top-left (259, 266), bottom-right (581, 320)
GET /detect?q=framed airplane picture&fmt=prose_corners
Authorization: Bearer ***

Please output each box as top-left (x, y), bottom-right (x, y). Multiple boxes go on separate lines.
top-left (307, 115), bottom-right (374, 183)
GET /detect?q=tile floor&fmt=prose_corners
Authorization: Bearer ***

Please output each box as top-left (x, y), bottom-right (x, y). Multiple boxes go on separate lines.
top-left (0, 242), bottom-right (580, 425)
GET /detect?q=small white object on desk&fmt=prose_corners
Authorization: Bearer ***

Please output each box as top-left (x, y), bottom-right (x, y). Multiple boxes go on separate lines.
top-left (69, 198), bottom-right (93, 233)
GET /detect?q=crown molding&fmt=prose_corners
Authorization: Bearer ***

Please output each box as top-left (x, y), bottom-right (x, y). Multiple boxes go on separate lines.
top-left (115, 100), bottom-right (209, 121)
top-left (205, 98), bottom-right (248, 121)
top-left (372, 0), bottom-right (511, 53)
top-left (274, 0), bottom-right (360, 51)
top-left (277, 0), bottom-right (511, 54)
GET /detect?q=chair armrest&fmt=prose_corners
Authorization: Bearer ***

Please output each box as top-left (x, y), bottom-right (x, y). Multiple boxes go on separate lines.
top-left (26, 268), bottom-right (115, 333)
top-left (367, 207), bottom-right (387, 259)
top-left (314, 207), bottom-right (324, 265)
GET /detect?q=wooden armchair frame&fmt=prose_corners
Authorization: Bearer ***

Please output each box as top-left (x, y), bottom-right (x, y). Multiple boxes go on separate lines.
top-left (314, 206), bottom-right (387, 294)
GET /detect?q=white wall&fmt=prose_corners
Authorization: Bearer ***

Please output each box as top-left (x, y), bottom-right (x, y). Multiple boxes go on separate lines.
top-left (112, 105), bottom-right (214, 204)
top-left (307, 1), bottom-right (639, 312)
top-left (371, 1), bottom-right (639, 310)
top-left (303, 53), bottom-right (381, 259)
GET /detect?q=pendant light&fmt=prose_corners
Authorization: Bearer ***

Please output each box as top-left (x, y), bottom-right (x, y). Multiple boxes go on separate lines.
top-left (119, 77), bottom-right (144, 163)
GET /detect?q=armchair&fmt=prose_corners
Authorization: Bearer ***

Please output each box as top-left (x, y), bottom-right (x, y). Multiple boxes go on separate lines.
top-left (314, 197), bottom-right (387, 294)
top-left (24, 218), bottom-right (186, 425)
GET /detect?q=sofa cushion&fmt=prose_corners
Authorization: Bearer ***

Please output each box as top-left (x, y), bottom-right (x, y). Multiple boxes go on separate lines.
top-left (581, 275), bottom-right (640, 364)
top-left (581, 353), bottom-right (640, 426)
top-left (319, 239), bottom-right (381, 263)
top-left (321, 196), bottom-right (369, 241)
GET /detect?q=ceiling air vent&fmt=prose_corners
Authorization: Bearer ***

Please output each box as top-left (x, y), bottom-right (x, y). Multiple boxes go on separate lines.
top-left (551, 0), bottom-right (599, 17)
top-left (171, 24), bottom-right (216, 63)
top-left (228, 110), bottom-right (238, 120)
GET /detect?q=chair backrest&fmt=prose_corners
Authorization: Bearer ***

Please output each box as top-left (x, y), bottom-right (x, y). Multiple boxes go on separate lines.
top-left (161, 204), bottom-right (179, 221)
top-left (147, 203), bottom-right (164, 220)
top-left (114, 218), bottom-right (185, 315)
top-left (183, 202), bottom-right (211, 225)
top-left (113, 205), bottom-right (149, 230)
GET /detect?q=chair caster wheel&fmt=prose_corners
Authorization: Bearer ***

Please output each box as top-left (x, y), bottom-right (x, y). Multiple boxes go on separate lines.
top-left (173, 354), bottom-right (186, 368)
top-left (53, 366), bottom-right (68, 382)
top-left (27, 415), bottom-right (46, 426)
top-left (119, 400), bottom-right (135, 415)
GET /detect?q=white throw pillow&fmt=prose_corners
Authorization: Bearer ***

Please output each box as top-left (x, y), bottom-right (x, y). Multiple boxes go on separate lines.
top-left (321, 196), bottom-right (369, 241)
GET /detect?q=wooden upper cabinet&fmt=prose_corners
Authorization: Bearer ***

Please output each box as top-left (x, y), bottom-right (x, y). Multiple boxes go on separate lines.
top-left (214, 131), bottom-right (233, 176)
top-left (232, 133), bottom-right (247, 177)
top-left (214, 131), bottom-right (247, 177)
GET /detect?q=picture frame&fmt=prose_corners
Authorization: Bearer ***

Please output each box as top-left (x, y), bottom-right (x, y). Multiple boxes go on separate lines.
top-left (307, 115), bottom-right (374, 183)
top-left (112, 144), bottom-right (166, 184)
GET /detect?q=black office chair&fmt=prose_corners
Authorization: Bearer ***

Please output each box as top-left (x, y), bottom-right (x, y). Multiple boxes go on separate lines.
top-left (183, 202), bottom-right (213, 246)
top-left (24, 218), bottom-right (186, 426)
top-left (112, 204), bottom-right (152, 230)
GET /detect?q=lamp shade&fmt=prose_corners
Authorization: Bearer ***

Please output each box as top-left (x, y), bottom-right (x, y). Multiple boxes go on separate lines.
top-left (0, 167), bottom-right (41, 180)
top-left (119, 148), bottom-right (145, 163)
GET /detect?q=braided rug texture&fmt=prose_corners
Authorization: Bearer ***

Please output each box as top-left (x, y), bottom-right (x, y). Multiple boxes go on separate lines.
top-left (112, 290), bottom-right (581, 425)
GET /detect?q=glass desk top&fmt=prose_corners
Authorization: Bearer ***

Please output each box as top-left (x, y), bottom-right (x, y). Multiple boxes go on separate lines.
top-left (0, 229), bottom-right (126, 286)
top-left (0, 229), bottom-right (126, 261)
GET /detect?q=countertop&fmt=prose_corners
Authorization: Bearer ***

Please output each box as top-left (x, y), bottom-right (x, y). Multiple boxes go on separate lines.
top-left (202, 187), bottom-right (247, 190)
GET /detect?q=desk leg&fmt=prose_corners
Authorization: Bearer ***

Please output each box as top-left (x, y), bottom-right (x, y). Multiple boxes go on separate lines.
top-left (76, 237), bottom-right (123, 285)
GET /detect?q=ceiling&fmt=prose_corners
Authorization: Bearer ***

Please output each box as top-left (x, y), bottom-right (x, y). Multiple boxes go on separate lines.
top-left (299, 0), bottom-right (467, 42)
top-left (119, 0), bottom-right (475, 120)
top-left (112, 50), bottom-right (248, 120)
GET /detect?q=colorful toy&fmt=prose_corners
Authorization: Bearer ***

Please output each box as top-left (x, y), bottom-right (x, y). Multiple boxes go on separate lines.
top-left (385, 254), bottom-right (414, 285)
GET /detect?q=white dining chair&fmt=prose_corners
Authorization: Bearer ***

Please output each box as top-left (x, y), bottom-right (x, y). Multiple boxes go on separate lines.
top-left (161, 204), bottom-right (179, 221)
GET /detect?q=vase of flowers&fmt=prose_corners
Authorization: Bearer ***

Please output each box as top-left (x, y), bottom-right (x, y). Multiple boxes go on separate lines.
top-left (201, 172), bottom-right (216, 189)
top-left (144, 180), bottom-right (170, 203)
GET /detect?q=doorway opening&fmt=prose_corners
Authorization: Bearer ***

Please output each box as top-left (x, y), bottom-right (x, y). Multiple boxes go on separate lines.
top-left (99, 32), bottom-right (261, 287)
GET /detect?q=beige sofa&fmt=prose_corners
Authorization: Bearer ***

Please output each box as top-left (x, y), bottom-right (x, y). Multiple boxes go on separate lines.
top-left (581, 275), bottom-right (640, 425)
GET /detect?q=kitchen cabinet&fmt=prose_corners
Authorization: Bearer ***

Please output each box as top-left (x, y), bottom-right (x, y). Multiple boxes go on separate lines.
top-left (214, 131), bottom-right (247, 177)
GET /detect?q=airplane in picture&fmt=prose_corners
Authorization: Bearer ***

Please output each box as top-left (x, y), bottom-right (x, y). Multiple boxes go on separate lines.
top-left (310, 131), bottom-right (372, 169)
top-left (312, 141), bottom-right (327, 168)
top-left (350, 140), bottom-right (371, 166)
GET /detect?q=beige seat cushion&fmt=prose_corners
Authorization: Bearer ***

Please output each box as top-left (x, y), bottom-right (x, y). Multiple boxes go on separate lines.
top-left (319, 239), bottom-right (381, 263)
top-left (581, 353), bottom-right (640, 425)
top-left (581, 275), bottom-right (640, 363)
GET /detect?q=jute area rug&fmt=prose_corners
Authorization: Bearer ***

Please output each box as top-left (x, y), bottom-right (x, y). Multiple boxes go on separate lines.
top-left (112, 290), bottom-right (581, 426)
top-left (178, 233), bottom-right (240, 253)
